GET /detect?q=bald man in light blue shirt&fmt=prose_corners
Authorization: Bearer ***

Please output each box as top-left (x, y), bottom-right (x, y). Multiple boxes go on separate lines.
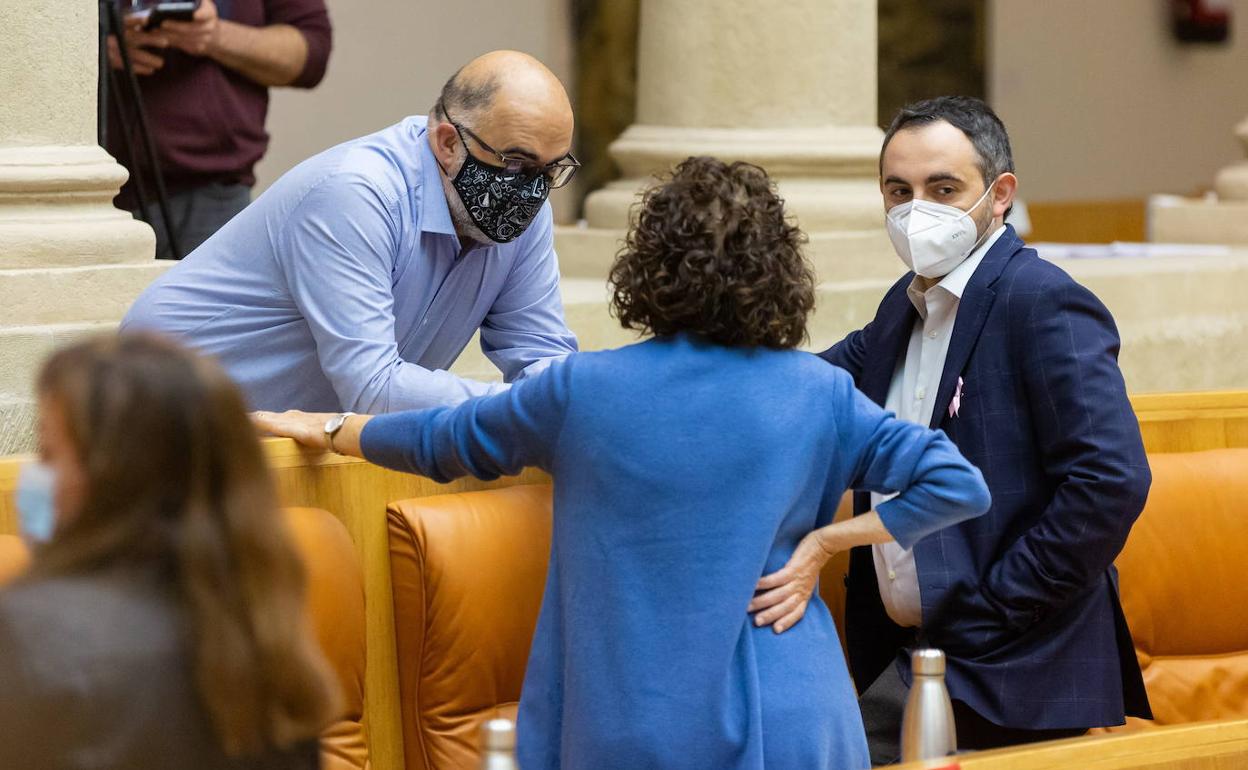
top-left (123, 52), bottom-right (580, 413)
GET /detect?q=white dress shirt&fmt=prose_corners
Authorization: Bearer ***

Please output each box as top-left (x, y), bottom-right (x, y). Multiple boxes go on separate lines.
top-left (870, 225), bottom-right (1005, 628)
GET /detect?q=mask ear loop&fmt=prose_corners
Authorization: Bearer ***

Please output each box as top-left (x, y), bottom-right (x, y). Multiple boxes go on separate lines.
top-left (967, 179), bottom-right (997, 214)
top-left (963, 179), bottom-right (1000, 253)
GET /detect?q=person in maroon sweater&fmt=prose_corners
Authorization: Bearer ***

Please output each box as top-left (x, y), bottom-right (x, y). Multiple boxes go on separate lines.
top-left (106, 0), bottom-right (332, 259)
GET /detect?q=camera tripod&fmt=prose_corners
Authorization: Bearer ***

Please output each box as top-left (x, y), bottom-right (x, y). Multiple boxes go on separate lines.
top-left (98, 0), bottom-right (183, 260)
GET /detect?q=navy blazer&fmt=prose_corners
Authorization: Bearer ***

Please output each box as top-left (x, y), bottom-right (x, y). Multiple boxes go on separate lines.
top-left (820, 226), bottom-right (1152, 730)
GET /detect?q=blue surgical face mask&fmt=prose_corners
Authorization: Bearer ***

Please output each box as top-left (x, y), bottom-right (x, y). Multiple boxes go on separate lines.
top-left (16, 462), bottom-right (58, 544)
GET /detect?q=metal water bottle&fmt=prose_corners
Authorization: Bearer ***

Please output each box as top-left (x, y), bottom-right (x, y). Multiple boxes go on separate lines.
top-left (900, 648), bottom-right (957, 762)
top-left (479, 717), bottom-right (519, 770)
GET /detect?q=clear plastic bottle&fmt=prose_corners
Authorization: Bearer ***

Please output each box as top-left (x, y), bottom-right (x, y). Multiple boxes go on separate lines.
top-left (900, 648), bottom-right (957, 762)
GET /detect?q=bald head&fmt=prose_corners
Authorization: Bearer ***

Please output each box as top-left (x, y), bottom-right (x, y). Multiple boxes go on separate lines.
top-left (445, 51), bottom-right (571, 119)
top-left (431, 51), bottom-right (573, 166)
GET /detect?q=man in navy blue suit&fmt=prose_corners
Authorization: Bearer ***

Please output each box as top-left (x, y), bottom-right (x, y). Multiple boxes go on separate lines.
top-left (753, 97), bottom-right (1152, 762)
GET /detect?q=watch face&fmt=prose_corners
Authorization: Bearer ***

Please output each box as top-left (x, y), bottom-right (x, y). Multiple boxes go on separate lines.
top-left (325, 414), bottom-right (344, 434)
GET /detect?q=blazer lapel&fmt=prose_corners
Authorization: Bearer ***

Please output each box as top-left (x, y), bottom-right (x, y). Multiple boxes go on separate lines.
top-left (929, 226), bottom-right (1025, 429)
top-left (860, 287), bottom-right (917, 406)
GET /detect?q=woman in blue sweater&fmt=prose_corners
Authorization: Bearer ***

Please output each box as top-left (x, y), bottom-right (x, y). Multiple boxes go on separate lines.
top-left (257, 157), bottom-right (990, 769)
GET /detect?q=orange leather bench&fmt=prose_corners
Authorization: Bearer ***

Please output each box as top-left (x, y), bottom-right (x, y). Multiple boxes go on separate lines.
top-left (286, 507), bottom-right (371, 770)
top-left (0, 534), bottom-right (29, 586)
top-left (1112, 449), bottom-right (1248, 727)
top-left (386, 485), bottom-right (553, 770)
top-left (382, 449), bottom-right (1248, 767)
top-left (0, 508), bottom-right (369, 770)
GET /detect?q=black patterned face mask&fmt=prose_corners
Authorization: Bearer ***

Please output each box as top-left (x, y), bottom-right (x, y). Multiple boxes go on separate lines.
top-left (450, 153), bottom-right (550, 244)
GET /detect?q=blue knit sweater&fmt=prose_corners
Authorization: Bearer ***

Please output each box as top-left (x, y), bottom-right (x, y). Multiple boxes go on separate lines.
top-left (362, 334), bottom-right (989, 769)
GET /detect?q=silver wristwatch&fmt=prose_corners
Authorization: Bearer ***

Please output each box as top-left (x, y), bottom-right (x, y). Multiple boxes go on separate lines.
top-left (323, 412), bottom-right (356, 454)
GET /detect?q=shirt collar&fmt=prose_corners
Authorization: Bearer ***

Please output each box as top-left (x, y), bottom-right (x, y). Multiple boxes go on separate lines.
top-left (416, 119), bottom-right (457, 237)
top-left (906, 224), bottom-right (1006, 317)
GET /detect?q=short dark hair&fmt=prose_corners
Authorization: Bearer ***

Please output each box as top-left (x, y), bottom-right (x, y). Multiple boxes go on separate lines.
top-left (880, 96), bottom-right (1015, 187)
top-left (608, 156), bottom-right (815, 349)
top-left (434, 67), bottom-right (499, 125)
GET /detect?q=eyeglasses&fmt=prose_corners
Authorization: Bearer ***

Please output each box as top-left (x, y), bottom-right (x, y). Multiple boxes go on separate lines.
top-left (438, 101), bottom-right (580, 189)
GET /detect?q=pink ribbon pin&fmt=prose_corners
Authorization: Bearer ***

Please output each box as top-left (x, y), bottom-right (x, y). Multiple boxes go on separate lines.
top-left (949, 376), bottom-right (964, 418)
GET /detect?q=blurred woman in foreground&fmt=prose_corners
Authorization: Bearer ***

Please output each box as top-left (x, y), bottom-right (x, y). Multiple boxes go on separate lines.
top-left (0, 334), bottom-right (339, 769)
top-left (257, 157), bottom-right (990, 769)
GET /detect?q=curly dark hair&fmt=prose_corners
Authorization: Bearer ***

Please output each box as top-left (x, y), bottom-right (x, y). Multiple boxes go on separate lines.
top-left (608, 156), bottom-right (815, 349)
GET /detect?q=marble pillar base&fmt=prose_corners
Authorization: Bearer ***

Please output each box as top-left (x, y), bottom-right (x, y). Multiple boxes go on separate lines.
top-left (0, 0), bottom-right (168, 452)
top-left (0, 146), bottom-right (155, 267)
top-left (0, 260), bottom-right (168, 454)
top-left (0, 143), bottom-right (166, 452)
top-left (555, 225), bottom-right (896, 286)
top-left (583, 124), bottom-right (886, 240)
top-left (0, 321), bottom-right (159, 455)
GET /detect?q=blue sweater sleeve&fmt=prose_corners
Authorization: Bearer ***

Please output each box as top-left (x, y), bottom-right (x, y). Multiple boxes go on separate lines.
top-left (836, 374), bottom-right (991, 549)
top-left (358, 356), bottom-right (572, 482)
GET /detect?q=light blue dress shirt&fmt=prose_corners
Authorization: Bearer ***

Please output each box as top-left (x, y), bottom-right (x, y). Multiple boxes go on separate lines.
top-left (122, 116), bottom-right (579, 413)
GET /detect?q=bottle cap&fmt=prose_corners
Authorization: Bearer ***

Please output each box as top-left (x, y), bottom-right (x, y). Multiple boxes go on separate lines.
top-left (479, 717), bottom-right (517, 751)
top-left (911, 647), bottom-right (946, 676)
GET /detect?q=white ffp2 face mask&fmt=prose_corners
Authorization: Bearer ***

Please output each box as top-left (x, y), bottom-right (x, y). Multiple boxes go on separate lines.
top-left (885, 184), bottom-right (995, 279)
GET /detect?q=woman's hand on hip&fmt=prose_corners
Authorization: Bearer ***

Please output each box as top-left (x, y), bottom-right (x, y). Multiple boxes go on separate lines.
top-left (748, 529), bottom-right (837, 634)
top-left (749, 510), bottom-right (895, 634)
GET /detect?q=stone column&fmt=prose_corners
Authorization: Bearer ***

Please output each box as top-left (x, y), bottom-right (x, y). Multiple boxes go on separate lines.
top-left (0, 0), bottom-right (166, 452)
top-left (1151, 114), bottom-right (1248, 244)
top-left (557, 0), bottom-right (893, 283)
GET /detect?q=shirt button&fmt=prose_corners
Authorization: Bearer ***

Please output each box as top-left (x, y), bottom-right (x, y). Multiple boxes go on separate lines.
top-left (928, 330), bottom-right (938, 339)
top-left (888, 569), bottom-right (897, 581)
top-left (915, 387), bottom-right (926, 399)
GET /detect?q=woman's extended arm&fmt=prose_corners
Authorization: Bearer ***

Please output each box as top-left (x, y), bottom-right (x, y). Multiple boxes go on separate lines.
top-left (252, 411), bottom-right (371, 458)
top-left (254, 358), bottom-right (573, 482)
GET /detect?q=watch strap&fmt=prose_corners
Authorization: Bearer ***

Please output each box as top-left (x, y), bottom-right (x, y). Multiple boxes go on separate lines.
top-left (325, 412), bottom-right (355, 454)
